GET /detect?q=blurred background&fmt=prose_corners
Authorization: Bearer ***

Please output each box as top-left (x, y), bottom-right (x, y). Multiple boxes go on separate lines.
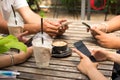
top-left (26, 0), bottom-right (120, 21)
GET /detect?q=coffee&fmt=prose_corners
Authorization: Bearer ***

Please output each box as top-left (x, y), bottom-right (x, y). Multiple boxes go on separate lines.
top-left (52, 40), bottom-right (68, 54)
top-left (52, 41), bottom-right (67, 47)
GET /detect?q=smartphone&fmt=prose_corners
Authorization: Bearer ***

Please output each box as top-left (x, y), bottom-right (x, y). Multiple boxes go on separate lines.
top-left (25, 37), bottom-right (33, 47)
top-left (74, 40), bottom-right (96, 62)
top-left (82, 22), bottom-right (91, 29)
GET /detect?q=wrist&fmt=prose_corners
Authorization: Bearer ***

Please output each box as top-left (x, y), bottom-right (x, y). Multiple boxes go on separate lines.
top-left (107, 52), bottom-right (117, 61)
top-left (100, 22), bottom-right (109, 33)
top-left (87, 67), bottom-right (107, 80)
top-left (86, 66), bottom-right (97, 76)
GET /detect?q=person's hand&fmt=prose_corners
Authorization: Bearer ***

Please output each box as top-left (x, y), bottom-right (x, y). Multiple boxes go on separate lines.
top-left (91, 49), bottom-right (110, 61)
top-left (57, 19), bottom-right (69, 36)
top-left (88, 24), bottom-right (107, 37)
top-left (72, 48), bottom-right (98, 75)
top-left (16, 46), bottom-right (33, 64)
top-left (43, 19), bottom-right (68, 37)
top-left (91, 28), bottom-right (120, 49)
top-left (16, 31), bottom-right (29, 43)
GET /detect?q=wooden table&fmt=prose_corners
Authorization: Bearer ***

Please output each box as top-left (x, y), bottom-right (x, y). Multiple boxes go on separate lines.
top-left (4, 20), bottom-right (115, 80)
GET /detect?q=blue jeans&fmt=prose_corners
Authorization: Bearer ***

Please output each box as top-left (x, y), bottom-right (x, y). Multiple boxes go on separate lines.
top-left (112, 50), bottom-right (120, 80)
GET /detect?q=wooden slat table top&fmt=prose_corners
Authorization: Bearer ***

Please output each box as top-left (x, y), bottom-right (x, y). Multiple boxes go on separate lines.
top-left (4, 20), bottom-right (116, 80)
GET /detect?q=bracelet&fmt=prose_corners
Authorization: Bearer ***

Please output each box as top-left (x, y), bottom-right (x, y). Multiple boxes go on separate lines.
top-left (101, 22), bottom-right (109, 33)
top-left (9, 54), bottom-right (14, 66)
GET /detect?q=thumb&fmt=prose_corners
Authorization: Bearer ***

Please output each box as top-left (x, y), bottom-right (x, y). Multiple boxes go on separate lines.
top-left (19, 31), bottom-right (29, 37)
top-left (58, 19), bottom-right (67, 24)
top-left (92, 28), bottom-right (105, 35)
top-left (94, 63), bottom-right (99, 67)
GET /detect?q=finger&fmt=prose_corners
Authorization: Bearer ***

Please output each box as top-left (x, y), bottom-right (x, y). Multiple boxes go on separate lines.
top-left (72, 48), bottom-right (86, 58)
top-left (94, 63), bottom-right (99, 67)
top-left (87, 28), bottom-right (90, 32)
top-left (45, 28), bottom-right (59, 34)
top-left (46, 20), bottom-right (60, 26)
top-left (19, 31), bottom-right (29, 37)
top-left (44, 21), bottom-right (59, 30)
top-left (92, 28), bottom-right (104, 35)
top-left (58, 19), bottom-right (67, 24)
top-left (47, 32), bottom-right (57, 37)
top-left (94, 34), bottom-right (101, 40)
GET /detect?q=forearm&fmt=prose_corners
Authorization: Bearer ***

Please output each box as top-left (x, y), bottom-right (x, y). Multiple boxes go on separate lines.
top-left (114, 38), bottom-right (120, 49)
top-left (0, 47), bottom-right (33, 68)
top-left (0, 14), bottom-right (9, 34)
top-left (14, 47), bottom-right (33, 64)
top-left (18, 6), bottom-right (41, 24)
top-left (106, 15), bottom-right (120, 33)
top-left (87, 67), bottom-right (108, 80)
top-left (108, 52), bottom-right (120, 64)
top-left (24, 23), bottom-right (40, 34)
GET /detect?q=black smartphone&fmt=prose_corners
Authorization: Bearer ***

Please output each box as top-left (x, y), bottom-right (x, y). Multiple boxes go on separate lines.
top-left (74, 40), bottom-right (96, 62)
top-left (82, 22), bottom-right (91, 29)
top-left (25, 37), bottom-right (33, 47)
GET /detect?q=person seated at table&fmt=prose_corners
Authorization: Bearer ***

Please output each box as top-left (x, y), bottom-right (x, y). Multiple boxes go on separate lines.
top-left (87, 15), bottom-right (120, 80)
top-left (88, 15), bottom-right (120, 49)
top-left (0, 0), bottom-right (68, 37)
top-left (0, 31), bottom-right (33, 68)
top-left (73, 48), bottom-right (120, 80)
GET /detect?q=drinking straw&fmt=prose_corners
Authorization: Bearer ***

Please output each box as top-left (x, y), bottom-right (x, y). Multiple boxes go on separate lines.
top-left (11, 5), bottom-right (17, 25)
top-left (41, 18), bottom-right (44, 44)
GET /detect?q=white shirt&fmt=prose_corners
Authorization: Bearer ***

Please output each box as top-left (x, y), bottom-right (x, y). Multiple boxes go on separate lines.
top-left (0, 0), bottom-right (28, 21)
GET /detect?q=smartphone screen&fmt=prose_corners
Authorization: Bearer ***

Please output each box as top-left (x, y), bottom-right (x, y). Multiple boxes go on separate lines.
top-left (74, 41), bottom-right (96, 62)
top-left (25, 37), bottom-right (33, 47)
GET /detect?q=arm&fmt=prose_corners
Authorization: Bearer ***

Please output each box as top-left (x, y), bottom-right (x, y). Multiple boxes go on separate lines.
top-left (0, 47), bottom-right (33, 68)
top-left (107, 52), bottom-right (120, 64)
top-left (106, 15), bottom-right (120, 33)
top-left (92, 49), bottom-right (120, 64)
top-left (17, 6), bottom-right (68, 37)
top-left (91, 28), bottom-right (120, 49)
top-left (86, 67), bottom-right (108, 80)
top-left (73, 48), bottom-right (108, 80)
top-left (91, 15), bottom-right (120, 33)
top-left (0, 13), bottom-right (9, 34)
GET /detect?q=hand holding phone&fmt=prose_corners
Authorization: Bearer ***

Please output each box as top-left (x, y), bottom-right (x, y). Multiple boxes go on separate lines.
top-left (59, 21), bottom-right (72, 29)
top-left (74, 41), bottom-right (96, 62)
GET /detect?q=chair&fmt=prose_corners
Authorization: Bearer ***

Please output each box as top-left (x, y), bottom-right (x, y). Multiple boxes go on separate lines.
top-left (87, 0), bottom-right (109, 21)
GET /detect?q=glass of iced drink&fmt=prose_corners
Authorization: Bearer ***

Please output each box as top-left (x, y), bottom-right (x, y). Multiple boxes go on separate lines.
top-left (8, 25), bottom-right (23, 36)
top-left (32, 32), bottom-right (52, 68)
top-left (7, 12), bottom-right (23, 36)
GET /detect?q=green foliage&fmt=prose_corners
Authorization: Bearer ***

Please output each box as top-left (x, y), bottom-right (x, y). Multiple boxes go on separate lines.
top-left (27, 0), bottom-right (46, 17)
top-left (39, 10), bottom-right (45, 18)
top-left (0, 35), bottom-right (27, 54)
top-left (27, 0), bottom-right (41, 11)
top-left (109, 0), bottom-right (117, 4)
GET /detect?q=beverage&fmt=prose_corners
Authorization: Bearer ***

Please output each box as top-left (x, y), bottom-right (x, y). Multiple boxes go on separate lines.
top-left (52, 40), bottom-right (67, 47)
top-left (52, 40), bottom-right (68, 54)
top-left (7, 12), bottom-right (24, 37)
top-left (32, 38), bottom-right (52, 68)
top-left (33, 47), bottom-right (51, 68)
top-left (8, 26), bottom-right (23, 36)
